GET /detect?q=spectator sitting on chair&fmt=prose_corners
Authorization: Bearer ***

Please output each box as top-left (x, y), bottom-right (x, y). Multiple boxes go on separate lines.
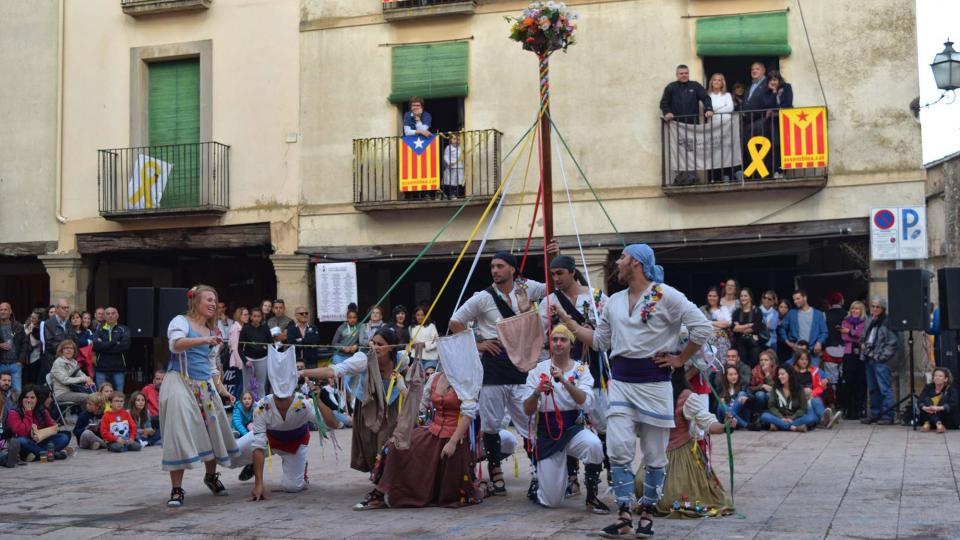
top-left (659, 64), bottom-right (714, 186)
top-left (403, 96), bottom-right (432, 137)
top-left (50, 339), bottom-right (94, 409)
top-left (860, 297), bottom-right (899, 425)
top-left (92, 307), bottom-right (130, 392)
top-left (919, 367), bottom-right (958, 432)
top-left (6, 385), bottom-right (71, 461)
top-left (778, 290), bottom-right (828, 366)
top-left (100, 392), bottom-right (141, 453)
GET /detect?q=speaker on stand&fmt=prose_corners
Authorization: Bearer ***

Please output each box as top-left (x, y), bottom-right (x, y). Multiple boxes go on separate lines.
top-left (882, 269), bottom-right (933, 429)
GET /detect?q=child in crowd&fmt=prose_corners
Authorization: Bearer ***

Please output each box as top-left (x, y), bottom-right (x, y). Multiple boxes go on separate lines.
top-left (100, 393), bottom-right (140, 453)
top-left (319, 377), bottom-right (352, 428)
top-left (127, 391), bottom-right (160, 447)
top-left (759, 366), bottom-right (819, 432)
top-left (98, 382), bottom-right (115, 412)
top-left (717, 365), bottom-right (749, 428)
top-left (232, 391), bottom-right (255, 438)
top-left (74, 392), bottom-right (107, 450)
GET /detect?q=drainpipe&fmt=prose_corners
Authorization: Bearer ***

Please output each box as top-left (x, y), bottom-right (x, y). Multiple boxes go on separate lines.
top-left (54, 0), bottom-right (67, 225)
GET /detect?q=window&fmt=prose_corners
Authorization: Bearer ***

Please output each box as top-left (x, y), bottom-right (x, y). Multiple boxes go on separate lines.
top-left (148, 59), bottom-right (201, 208)
top-left (389, 41), bottom-right (468, 130)
top-left (695, 12), bottom-right (791, 57)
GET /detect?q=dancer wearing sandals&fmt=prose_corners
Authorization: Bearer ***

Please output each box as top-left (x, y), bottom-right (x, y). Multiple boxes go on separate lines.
top-left (448, 250), bottom-right (551, 498)
top-left (160, 285), bottom-right (239, 508)
top-left (298, 325), bottom-right (408, 510)
top-left (557, 244), bottom-right (711, 539)
top-left (522, 325), bottom-right (608, 514)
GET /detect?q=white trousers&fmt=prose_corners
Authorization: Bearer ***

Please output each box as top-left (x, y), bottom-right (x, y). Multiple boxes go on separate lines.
top-left (479, 384), bottom-right (531, 438)
top-left (235, 432), bottom-right (308, 493)
top-left (537, 429), bottom-right (604, 507)
top-left (605, 414), bottom-right (669, 470)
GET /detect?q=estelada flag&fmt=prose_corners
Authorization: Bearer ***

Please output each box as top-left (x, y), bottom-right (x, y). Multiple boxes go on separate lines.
top-left (778, 106), bottom-right (828, 169)
top-left (398, 134), bottom-right (440, 192)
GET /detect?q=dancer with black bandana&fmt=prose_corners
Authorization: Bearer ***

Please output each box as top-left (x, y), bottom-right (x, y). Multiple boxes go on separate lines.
top-left (448, 250), bottom-right (547, 497)
top-left (557, 244), bottom-right (711, 539)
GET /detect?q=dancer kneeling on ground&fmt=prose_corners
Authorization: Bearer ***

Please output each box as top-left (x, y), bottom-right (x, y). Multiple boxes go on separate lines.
top-left (652, 368), bottom-right (734, 518)
top-left (522, 324), bottom-right (609, 514)
top-left (237, 343), bottom-right (334, 500)
top-left (299, 325), bottom-right (409, 510)
top-left (369, 366), bottom-right (488, 508)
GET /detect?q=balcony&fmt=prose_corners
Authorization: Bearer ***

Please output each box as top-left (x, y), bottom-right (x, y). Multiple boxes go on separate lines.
top-left (660, 108), bottom-right (828, 196)
top-left (382, 0), bottom-right (477, 21)
top-left (98, 142), bottom-right (229, 220)
top-left (121, 0), bottom-right (211, 17)
top-left (353, 129), bottom-right (501, 211)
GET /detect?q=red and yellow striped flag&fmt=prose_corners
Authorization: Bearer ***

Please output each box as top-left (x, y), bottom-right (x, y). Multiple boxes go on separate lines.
top-left (399, 134), bottom-right (440, 192)
top-left (779, 107), bottom-right (828, 169)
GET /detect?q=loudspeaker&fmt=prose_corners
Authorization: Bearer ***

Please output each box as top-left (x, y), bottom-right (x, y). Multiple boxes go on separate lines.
top-left (888, 269), bottom-right (932, 331)
top-left (940, 330), bottom-right (959, 375)
top-left (127, 287), bottom-right (156, 338)
top-left (938, 267), bottom-right (960, 330)
top-left (157, 288), bottom-right (190, 336)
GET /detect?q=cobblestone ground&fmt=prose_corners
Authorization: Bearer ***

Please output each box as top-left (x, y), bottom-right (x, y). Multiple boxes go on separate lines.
top-left (1, 422), bottom-right (959, 539)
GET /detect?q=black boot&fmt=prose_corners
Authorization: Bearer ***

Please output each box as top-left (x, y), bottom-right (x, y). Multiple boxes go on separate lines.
top-left (483, 432), bottom-right (506, 495)
top-left (585, 463), bottom-right (610, 515)
top-left (598, 432), bottom-right (612, 485)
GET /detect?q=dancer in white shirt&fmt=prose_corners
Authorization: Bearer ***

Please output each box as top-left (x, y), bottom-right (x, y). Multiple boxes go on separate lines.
top-left (557, 244), bottom-right (711, 539)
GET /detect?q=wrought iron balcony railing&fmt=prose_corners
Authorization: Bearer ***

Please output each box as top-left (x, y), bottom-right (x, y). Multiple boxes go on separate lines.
top-left (660, 108), bottom-right (828, 195)
top-left (381, 0), bottom-right (477, 20)
top-left (353, 129), bottom-right (501, 211)
top-left (98, 141), bottom-right (229, 219)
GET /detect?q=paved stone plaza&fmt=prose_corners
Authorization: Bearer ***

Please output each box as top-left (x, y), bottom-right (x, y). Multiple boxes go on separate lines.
top-left (1, 422), bottom-right (959, 539)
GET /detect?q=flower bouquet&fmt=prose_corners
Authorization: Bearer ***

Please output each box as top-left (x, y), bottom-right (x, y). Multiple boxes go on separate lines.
top-left (507, 1), bottom-right (578, 56)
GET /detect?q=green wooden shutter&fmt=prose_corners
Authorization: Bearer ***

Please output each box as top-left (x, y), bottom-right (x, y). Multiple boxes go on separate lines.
top-left (389, 41), bottom-right (469, 103)
top-left (696, 12), bottom-right (791, 57)
top-left (148, 58), bottom-right (200, 208)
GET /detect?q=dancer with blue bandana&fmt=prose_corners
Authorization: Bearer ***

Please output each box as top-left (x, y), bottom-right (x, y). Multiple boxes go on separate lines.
top-left (556, 244), bottom-right (711, 539)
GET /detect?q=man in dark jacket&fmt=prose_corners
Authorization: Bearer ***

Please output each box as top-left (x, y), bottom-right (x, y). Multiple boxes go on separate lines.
top-left (860, 297), bottom-right (899, 425)
top-left (92, 306), bottom-right (131, 392)
top-left (42, 298), bottom-right (70, 381)
top-left (660, 65), bottom-right (714, 186)
top-left (0, 303), bottom-right (29, 393)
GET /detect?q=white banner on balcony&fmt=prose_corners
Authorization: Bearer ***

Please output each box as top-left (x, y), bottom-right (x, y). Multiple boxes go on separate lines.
top-left (128, 154), bottom-right (172, 209)
top-left (667, 115), bottom-right (743, 174)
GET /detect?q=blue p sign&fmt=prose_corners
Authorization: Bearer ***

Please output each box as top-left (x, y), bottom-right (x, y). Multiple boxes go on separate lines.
top-left (902, 208), bottom-right (920, 240)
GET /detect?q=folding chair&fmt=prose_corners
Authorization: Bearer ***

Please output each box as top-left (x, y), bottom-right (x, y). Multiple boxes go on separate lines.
top-left (46, 373), bottom-right (78, 426)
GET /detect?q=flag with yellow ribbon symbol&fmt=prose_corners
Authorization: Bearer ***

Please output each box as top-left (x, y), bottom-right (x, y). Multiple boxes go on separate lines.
top-left (128, 155), bottom-right (172, 210)
top-left (778, 107), bottom-right (828, 169)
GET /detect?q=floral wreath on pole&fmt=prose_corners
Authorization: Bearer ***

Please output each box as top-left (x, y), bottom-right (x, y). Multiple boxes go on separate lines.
top-left (507, 1), bottom-right (578, 111)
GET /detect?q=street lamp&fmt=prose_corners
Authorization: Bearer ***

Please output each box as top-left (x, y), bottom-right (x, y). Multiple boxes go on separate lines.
top-left (931, 39), bottom-right (960, 91)
top-left (911, 38), bottom-right (960, 116)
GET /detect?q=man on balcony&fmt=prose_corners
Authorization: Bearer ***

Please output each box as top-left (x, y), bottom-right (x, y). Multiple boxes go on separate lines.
top-left (659, 65), bottom-right (713, 186)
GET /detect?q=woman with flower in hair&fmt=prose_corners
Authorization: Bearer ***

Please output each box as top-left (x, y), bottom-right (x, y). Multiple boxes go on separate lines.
top-left (160, 284), bottom-right (239, 508)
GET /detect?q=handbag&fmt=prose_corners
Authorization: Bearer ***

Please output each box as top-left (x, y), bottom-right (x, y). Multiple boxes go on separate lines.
top-left (31, 424), bottom-right (58, 444)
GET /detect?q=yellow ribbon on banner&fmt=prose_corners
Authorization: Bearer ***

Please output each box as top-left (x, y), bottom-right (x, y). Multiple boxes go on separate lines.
top-left (743, 136), bottom-right (771, 178)
top-left (129, 161), bottom-right (161, 207)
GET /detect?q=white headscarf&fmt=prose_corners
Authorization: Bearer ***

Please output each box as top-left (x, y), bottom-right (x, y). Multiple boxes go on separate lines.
top-left (266, 345), bottom-right (297, 398)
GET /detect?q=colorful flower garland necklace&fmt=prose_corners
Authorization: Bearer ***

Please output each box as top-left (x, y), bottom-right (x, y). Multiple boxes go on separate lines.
top-left (639, 283), bottom-right (664, 324)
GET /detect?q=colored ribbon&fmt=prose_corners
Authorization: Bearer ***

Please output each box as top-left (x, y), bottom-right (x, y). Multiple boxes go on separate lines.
top-left (743, 136), bottom-right (772, 178)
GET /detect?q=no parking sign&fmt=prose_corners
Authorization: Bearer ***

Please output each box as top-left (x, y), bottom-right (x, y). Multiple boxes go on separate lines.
top-left (870, 207), bottom-right (927, 261)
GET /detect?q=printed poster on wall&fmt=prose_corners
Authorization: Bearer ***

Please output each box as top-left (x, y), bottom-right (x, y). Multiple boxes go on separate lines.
top-left (315, 262), bottom-right (358, 322)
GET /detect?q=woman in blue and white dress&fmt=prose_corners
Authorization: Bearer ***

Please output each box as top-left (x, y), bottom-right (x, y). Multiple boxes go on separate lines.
top-left (160, 284), bottom-right (239, 508)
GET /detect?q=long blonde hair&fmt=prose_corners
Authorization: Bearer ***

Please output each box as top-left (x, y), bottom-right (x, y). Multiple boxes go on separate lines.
top-left (848, 300), bottom-right (866, 318)
top-left (186, 284), bottom-right (218, 330)
top-left (709, 73), bottom-right (727, 93)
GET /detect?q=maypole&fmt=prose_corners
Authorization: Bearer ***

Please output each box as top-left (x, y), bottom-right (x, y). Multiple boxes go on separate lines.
top-left (507, 1), bottom-right (578, 267)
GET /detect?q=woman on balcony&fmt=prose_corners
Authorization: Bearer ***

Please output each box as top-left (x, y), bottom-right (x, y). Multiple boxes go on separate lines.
top-left (707, 73), bottom-right (740, 183)
top-left (760, 70), bottom-right (794, 176)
